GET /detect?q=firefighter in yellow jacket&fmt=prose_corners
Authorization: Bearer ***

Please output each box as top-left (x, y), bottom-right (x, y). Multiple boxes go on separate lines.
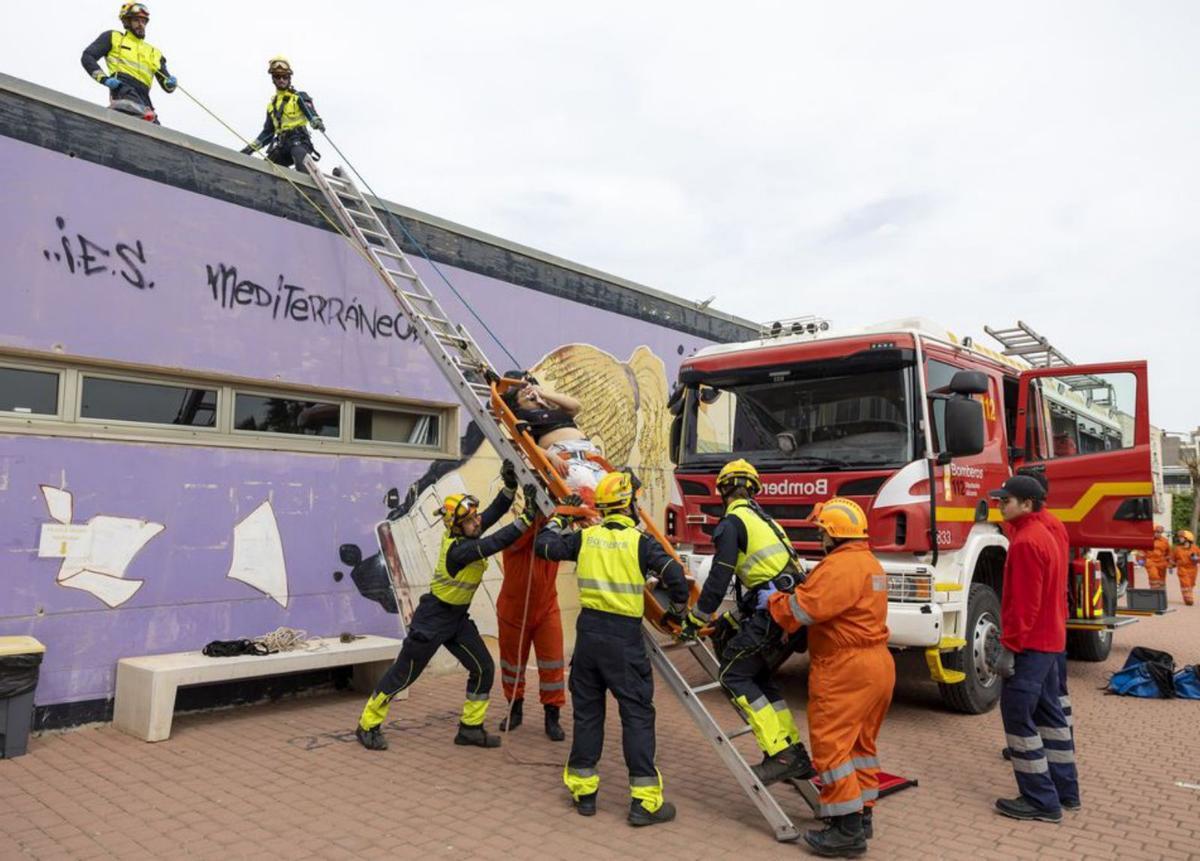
top-left (240, 57), bottom-right (326, 171)
top-left (355, 463), bottom-right (534, 752)
top-left (535, 470), bottom-right (690, 825)
top-left (81, 4), bottom-right (177, 121)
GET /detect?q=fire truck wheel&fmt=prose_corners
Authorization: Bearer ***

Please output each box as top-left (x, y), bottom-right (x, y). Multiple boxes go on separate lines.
top-left (1066, 628), bottom-right (1113, 662)
top-left (938, 582), bottom-right (1003, 714)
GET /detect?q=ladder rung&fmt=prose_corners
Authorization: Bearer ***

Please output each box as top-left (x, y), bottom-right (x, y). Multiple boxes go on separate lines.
top-left (383, 268), bottom-right (418, 282)
top-left (725, 724), bottom-right (755, 740)
top-left (400, 290), bottom-right (435, 302)
top-left (689, 681), bottom-right (723, 695)
top-left (359, 228), bottom-right (394, 240)
top-left (372, 247), bottom-right (406, 259)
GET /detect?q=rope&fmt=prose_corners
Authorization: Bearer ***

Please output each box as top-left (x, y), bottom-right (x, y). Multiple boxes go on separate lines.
top-left (318, 130), bottom-right (522, 370)
top-left (255, 626), bottom-right (312, 653)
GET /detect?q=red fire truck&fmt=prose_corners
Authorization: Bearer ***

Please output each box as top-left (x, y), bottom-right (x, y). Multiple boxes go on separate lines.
top-left (665, 317), bottom-right (1154, 713)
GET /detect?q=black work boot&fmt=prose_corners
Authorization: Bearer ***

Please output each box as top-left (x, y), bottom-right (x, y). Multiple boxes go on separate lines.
top-left (574, 792), bottom-right (597, 816)
top-left (544, 705), bottom-right (566, 741)
top-left (628, 799), bottom-right (677, 827)
top-left (453, 722), bottom-right (502, 748)
top-left (752, 743), bottom-right (817, 785)
top-left (499, 698), bottom-right (523, 732)
top-left (803, 812), bottom-right (867, 857)
top-left (862, 807), bottom-right (873, 839)
top-left (355, 725), bottom-right (388, 751)
top-left (994, 796), bottom-right (1061, 822)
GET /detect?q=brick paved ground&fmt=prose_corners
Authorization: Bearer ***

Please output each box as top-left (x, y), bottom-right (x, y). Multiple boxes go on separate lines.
top-left (2, 579), bottom-right (1198, 860)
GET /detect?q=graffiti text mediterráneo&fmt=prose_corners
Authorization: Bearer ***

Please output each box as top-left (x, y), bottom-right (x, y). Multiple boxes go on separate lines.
top-left (205, 263), bottom-right (417, 341)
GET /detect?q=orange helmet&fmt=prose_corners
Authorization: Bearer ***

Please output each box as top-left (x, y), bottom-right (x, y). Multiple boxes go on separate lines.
top-left (807, 497), bottom-right (869, 539)
top-left (1178, 530), bottom-right (1195, 544)
top-left (436, 493), bottom-right (479, 531)
top-left (119, 3), bottom-right (149, 21)
top-left (595, 471), bottom-right (635, 511)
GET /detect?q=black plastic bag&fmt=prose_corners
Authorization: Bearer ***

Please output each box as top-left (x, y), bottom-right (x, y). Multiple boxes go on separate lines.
top-left (0, 653), bottom-right (43, 698)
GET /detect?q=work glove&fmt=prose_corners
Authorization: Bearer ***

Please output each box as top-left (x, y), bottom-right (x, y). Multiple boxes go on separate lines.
top-left (660, 603), bottom-right (688, 631)
top-left (754, 582), bottom-right (779, 611)
top-left (311, 117), bottom-right (326, 132)
top-left (559, 493), bottom-right (584, 509)
top-left (162, 75), bottom-right (178, 92)
top-left (103, 76), bottom-right (122, 90)
top-left (521, 483), bottom-right (540, 515)
top-left (500, 459), bottom-right (519, 491)
top-left (991, 647), bottom-right (1017, 679)
top-left (678, 609), bottom-right (707, 641)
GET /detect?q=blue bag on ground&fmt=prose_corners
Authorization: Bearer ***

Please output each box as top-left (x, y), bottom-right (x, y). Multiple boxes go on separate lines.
top-left (1106, 647), bottom-right (1175, 698)
top-left (1174, 665), bottom-right (1200, 700)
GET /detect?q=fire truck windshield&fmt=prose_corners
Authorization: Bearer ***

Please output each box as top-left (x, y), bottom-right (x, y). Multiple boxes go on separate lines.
top-left (679, 361), bottom-right (917, 471)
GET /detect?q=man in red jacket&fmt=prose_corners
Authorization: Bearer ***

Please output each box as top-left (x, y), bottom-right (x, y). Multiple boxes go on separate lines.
top-left (989, 475), bottom-right (1079, 822)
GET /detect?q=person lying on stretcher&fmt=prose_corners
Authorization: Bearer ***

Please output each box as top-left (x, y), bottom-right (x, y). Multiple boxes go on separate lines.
top-left (501, 373), bottom-right (607, 504)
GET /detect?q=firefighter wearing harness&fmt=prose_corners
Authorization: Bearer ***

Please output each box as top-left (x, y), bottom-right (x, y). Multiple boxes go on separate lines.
top-left (768, 496), bottom-right (894, 857)
top-left (535, 470), bottom-right (690, 826)
top-left (81, 4), bottom-right (177, 120)
top-left (677, 459), bottom-right (815, 786)
top-left (240, 57), bottom-right (325, 170)
top-left (354, 463), bottom-right (535, 752)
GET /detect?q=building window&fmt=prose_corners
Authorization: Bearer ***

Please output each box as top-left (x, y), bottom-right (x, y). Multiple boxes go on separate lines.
top-left (353, 405), bottom-right (440, 447)
top-left (0, 366), bottom-right (60, 415)
top-left (80, 376), bottom-right (217, 427)
top-left (234, 394), bottom-right (340, 437)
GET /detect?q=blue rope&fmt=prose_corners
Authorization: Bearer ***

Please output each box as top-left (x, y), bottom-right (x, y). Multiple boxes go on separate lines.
top-left (319, 132), bottom-right (521, 370)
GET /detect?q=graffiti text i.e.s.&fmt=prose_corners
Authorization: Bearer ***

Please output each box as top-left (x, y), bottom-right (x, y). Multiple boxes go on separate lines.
top-left (205, 262), bottom-right (417, 342)
top-left (42, 216), bottom-right (153, 290)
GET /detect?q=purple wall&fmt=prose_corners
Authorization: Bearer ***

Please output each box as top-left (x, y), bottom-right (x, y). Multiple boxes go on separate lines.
top-left (0, 136), bottom-right (712, 707)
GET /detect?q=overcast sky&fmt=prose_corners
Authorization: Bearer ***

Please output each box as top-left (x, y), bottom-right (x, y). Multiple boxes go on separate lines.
top-left (19, 1), bottom-right (1200, 433)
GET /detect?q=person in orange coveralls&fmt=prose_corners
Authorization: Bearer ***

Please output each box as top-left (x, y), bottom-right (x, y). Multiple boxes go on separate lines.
top-left (498, 522), bottom-right (567, 740)
top-left (1136, 525), bottom-right (1171, 589)
top-left (768, 497), bottom-right (894, 857)
top-left (1169, 530), bottom-right (1199, 606)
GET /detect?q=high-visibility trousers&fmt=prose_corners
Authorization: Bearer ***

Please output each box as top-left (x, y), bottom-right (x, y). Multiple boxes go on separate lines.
top-left (1000, 649), bottom-right (1079, 812)
top-left (808, 644), bottom-right (894, 818)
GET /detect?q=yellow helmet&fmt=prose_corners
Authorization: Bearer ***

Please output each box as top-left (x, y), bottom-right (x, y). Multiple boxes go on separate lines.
top-left (268, 56), bottom-right (293, 76)
top-left (808, 497), bottom-right (869, 539)
top-left (595, 471), bottom-right (635, 511)
top-left (436, 493), bottom-right (479, 530)
top-left (716, 458), bottom-right (762, 495)
top-left (1178, 530), bottom-right (1195, 543)
top-left (119, 3), bottom-right (150, 22)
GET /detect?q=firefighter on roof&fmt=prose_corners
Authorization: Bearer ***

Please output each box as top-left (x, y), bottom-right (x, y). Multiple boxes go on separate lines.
top-left (354, 462), bottom-right (535, 752)
top-left (81, 4), bottom-right (177, 121)
top-left (678, 459), bottom-right (815, 786)
top-left (768, 496), bottom-right (894, 857)
top-left (240, 57), bottom-right (325, 171)
top-left (535, 470), bottom-right (690, 826)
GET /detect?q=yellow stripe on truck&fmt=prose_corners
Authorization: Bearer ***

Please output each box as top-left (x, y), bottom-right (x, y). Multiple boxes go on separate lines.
top-left (935, 481), bottom-right (1152, 525)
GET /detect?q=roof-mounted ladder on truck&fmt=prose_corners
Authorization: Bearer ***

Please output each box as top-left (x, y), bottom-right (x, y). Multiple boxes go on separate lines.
top-left (302, 158), bottom-right (821, 842)
top-left (985, 321), bottom-right (1145, 630)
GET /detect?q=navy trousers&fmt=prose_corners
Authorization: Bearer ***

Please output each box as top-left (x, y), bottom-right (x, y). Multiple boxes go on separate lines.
top-left (1000, 649), bottom-right (1080, 812)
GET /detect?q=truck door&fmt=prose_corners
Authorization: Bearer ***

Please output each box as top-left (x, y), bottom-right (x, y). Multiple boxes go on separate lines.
top-left (1014, 361), bottom-right (1153, 550)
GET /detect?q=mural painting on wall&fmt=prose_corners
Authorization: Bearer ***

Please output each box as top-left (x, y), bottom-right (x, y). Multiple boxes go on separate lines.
top-left (348, 343), bottom-right (674, 641)
top-left (36, 485), bottom-right (291, 609)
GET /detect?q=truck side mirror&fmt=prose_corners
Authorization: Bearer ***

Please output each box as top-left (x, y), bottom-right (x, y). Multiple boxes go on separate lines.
top-left (669, 414), bottom-right (682, 465)
top-left (945, 397), bottom-right (985, 457)
top-left (948, 370), bottom-right (989, 395)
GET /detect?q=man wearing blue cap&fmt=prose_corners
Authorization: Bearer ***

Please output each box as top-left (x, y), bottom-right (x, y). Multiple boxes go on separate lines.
top-left (987, 475), bottom-right (1080, 822)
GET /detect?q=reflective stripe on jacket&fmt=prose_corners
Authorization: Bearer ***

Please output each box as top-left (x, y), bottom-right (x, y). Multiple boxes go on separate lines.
top-left (430, 532), bottom-right (488, 605)
top-left (106, 30), bottom-right (162, 88)
top-left (576, 514), bottom-right (645, 618)
top-left (727, 499), bottom-right (791, 588)
top-left (269, 90), bottom-right (309, 135)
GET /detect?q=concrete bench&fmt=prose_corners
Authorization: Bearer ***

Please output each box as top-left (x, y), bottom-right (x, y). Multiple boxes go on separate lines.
top-left (113, 635), bottom-right (404, 742)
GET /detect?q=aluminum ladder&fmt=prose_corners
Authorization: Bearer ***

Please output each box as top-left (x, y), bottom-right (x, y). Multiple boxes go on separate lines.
top-left (644, 628), bottom-right (820, 841)
top-left (302, 158), bottom-right (556, 518)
